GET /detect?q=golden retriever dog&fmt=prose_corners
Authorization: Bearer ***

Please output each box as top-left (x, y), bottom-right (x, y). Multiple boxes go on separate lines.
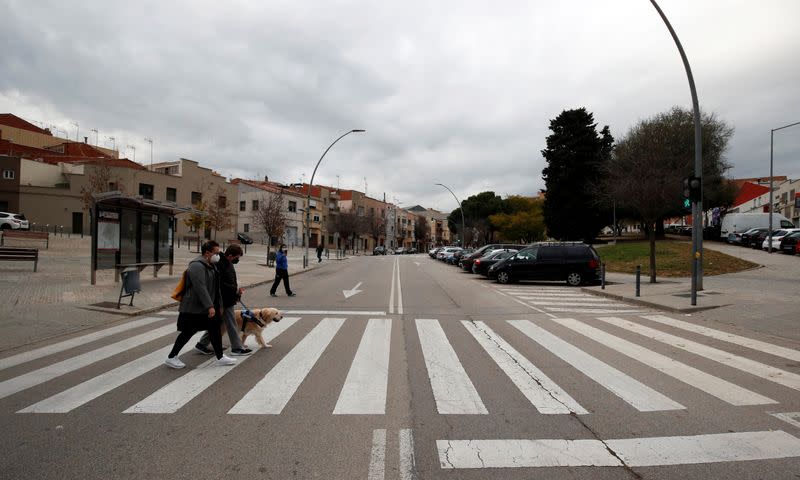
top-left (232, 307), bottom-right (283, 348)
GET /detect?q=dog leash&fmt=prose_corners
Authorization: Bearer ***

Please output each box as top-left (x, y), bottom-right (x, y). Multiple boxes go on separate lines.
top-left (238, 299), bottom-right (265, 330)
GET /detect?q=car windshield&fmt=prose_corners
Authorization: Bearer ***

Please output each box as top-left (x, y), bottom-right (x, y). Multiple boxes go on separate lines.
top-left (772, 230), bottom-right (788, 237)
top-left (780, 220), bottom-right (795, 228)
top-left (515, 247), bottom-right (538, 260)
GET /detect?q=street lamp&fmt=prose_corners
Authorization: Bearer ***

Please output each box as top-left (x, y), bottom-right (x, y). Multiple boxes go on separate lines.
top-left (305, 129), bottom-right (366, 268)
top-left (768, 120), bottom-right (800, 253)
top-left (650, 0), bottom-right (704, 305)
top-left (435, 183), bottom-right (466, 247)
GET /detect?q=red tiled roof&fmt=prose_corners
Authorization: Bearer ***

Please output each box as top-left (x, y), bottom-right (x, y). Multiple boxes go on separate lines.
top-left (732, 181), bottom-right (770, 208)
top-left (51, 142), bottom-right (112, 158)
top-left (37, 156), bottom-right (146, 170)
top-left (232, 178), bottom-right (286, 194)
top-left (0, 114), bottom-right (51, 135)
top-left (0, 138), bottom-right (56, 157)
top-left (339, 190), bottom-right (353, 201)
top-left (729, 176), bottom-right (788, 190)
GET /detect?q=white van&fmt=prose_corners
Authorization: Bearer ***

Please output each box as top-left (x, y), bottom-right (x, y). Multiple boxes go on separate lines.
top-left (720, 212), bottom-right (795, 241)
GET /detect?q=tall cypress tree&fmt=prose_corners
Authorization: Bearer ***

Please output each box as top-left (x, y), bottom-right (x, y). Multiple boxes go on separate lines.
top-left (541, 108), bottom-right (613, 241)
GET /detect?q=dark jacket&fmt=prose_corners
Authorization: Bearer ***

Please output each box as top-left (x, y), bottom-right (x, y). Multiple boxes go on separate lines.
top-left (179, 256), bottom-right (221, 314)
top-left (276, 250), bottom-right (288, 270)
top-left (218, 255), bottom-right (239, 308)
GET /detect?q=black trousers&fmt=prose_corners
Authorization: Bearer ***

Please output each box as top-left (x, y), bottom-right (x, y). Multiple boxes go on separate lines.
top-left (169, 312), bottom-right (224, 359)
top-left (270, 268), bottom-right (292, 295)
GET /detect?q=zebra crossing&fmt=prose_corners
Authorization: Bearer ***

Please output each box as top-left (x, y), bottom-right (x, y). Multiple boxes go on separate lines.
top-left (1, 310), bottom-right (799, 420)
top-left (496, 285), bottom-right (649, 315)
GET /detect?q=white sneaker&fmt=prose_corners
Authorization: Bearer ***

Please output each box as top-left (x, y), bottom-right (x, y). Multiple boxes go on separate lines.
top-left (165, 357), bottom-right (185, 369)
top-left (215, 355), bottom-right (236, 366)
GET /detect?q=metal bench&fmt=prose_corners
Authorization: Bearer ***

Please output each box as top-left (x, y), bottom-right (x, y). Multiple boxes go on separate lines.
top-left (114, 262), bottom-right (171, 283)
top-left (0, 247), bottom-right (39, 271)
top-left (1, 230), bottom-right (49, 249)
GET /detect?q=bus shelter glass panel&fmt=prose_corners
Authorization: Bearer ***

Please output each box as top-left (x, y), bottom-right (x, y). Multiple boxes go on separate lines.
top-left (140, 213), bottom-right (157, 263)
top-left (120, 210), bottom-right (138, 264)
top-left (158, 214), bottom-right (171, 262)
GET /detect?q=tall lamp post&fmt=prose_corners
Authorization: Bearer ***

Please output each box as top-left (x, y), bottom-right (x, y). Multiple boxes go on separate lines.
top-left (304, 129), bottom-right (365, 268)
top-left (768, 120), bottom-right (800, 253)
top-left (435, 183), bottom-right (466, 247)
top-left (650, 0), bottom-right (704, 305)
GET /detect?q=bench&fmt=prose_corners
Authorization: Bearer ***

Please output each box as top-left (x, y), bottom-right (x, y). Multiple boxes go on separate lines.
top-left (1, 230), bottom-right (49, 249)
top-left (114, 262), bottom-right (171, 282)
top-left (0, 247), bottom-right (39, 271)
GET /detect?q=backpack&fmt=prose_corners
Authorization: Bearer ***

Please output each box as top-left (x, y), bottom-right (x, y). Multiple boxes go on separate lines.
top-left (171, 270), bottom-right (188, 301)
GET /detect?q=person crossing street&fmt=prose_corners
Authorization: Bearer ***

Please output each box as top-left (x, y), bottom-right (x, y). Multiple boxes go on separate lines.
top-left (270, 244), bottom-right (295, 297)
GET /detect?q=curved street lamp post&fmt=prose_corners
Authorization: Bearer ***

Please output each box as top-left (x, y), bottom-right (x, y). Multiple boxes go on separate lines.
top-left (435, 183), bottom-right (466, 247)
top-left (304, 129), bottom-right (365, 268)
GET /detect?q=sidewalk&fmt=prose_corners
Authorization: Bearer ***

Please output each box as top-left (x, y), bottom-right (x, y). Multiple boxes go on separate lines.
top-left (584, 241), bottom-right (800, 314)
top-left (0, 236), bottom-right (345, 352)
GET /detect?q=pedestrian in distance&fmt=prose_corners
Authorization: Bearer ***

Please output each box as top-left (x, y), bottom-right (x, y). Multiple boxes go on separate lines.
top-left (270, 243), bottom-right (295, 297)
top-left (316, 243), bottom-right (324, 263)
top-left (194, 244), bottom-right (253, 356)
top-left (165, 240), bottom-right (237, 369)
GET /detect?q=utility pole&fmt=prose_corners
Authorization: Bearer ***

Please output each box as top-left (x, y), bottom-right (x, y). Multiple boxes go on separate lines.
top-left (127, 144), bottom-right (136, 162)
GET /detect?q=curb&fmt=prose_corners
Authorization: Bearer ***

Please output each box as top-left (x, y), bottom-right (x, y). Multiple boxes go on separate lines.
top-left (581, 287), bottom-right (726, 313)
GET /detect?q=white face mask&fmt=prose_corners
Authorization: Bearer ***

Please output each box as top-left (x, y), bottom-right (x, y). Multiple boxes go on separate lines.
top-left (210, 253), bottom-right (220, 264)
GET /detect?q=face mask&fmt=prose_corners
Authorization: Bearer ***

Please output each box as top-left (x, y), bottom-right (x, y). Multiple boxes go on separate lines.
top-left (210, 253), bottom-right (220, 264)
top-left (231, 257), bottom-right (240, 264)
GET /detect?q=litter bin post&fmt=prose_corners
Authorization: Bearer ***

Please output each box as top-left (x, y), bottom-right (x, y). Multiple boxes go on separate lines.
top-left (267, 251), bottom-right (276, 268)
top-left (118, 267), bottom-right (141, 308)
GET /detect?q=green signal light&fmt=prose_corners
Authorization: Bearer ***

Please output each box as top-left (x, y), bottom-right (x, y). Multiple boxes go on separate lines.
top-left (683, 198), bottom-right (691, 209)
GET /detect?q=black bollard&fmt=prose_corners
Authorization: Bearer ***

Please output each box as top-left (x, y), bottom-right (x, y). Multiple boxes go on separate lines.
top-left (635, 265), bottom-right (641, 297)
top-left (601, 262), bottom-right (606, 290)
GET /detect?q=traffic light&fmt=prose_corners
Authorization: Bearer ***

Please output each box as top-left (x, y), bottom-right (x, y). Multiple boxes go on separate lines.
top-left (683, 175), bottom-right (701, 210)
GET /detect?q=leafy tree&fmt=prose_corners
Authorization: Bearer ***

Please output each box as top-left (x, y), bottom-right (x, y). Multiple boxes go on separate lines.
top-left (447, 191), bottom-right (508, 245)
top-left (329, 210), bottom-right (361, 254)
top-left (205, 186), bottom-right (234, 240)
top-left (183, 199), bottom-right (208, 251)
top-left (365, 211), bottom-right (386, 249)
top-left (80, 164), bottom-right (124, 210)
top-left (603, 106), bottom-right (734, 283)
top-left (490, 196), bottom-right (546, 243)
top-left (541, 108), bottom-right (613, 241)
top-left (253, 190), bottom-right (286, 258)
top-left (414, 215), bottom-right (430, 250)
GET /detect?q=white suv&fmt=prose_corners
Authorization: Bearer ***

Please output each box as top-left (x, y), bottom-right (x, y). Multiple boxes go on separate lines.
top-left (762, 228), bottom-right (800, 250)
top-left (0, 212), bottom-right (27, 230)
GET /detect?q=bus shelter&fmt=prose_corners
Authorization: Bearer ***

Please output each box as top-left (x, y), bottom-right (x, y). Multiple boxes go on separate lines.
top-left (90, 191), bottom-right (188, 285)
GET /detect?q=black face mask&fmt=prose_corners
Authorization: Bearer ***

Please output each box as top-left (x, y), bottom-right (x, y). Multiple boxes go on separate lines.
top-left (231, 258), bottom-right (240, 264)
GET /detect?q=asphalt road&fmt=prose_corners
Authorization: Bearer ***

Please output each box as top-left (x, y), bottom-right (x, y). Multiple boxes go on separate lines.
top-left (2, 254), bottom-right (800, 479)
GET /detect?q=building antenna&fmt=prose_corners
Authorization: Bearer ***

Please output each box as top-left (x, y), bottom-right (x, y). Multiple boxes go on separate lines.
top-left (71, 121), bottom-right (79, 141)
top-left (144, 137), bottom-right (153, 168)
top-left (90, 128), bottom-right (98, 145)
top-left (127, 144), bottom-right (136, 162)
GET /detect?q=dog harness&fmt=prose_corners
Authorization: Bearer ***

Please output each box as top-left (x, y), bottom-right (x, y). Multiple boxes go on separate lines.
top-left (238, 300), bottom-right (264, 330)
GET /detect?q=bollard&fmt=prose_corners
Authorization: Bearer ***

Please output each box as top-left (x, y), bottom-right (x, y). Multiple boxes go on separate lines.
top-left (601, 262), bottom-right (606, 290)
top-left (635, 265), bottom-right (641, 297)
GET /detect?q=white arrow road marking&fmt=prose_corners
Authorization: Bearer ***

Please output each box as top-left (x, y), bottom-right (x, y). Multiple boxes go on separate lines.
top-left (342, 282), bottom-right (363, 299)
top-left (414, 261), bottom-right (420, 266)
top-left (437, 431), bottom-right (800, 468)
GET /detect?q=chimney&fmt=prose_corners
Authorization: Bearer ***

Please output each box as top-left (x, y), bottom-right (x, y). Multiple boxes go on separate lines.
top-left (264, 175), bottom-right (269, 182)
top-left (84, 136), bottom-right (88, 144)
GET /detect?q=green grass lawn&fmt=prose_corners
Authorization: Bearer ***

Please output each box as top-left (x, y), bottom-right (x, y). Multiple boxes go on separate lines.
top-left (596, 240), bottom-right (759, 277)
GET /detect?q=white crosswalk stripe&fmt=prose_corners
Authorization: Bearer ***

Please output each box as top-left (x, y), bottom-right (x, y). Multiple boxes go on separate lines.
top-left (334, 318), bottom-right (392, 415)
top-left (597, 316), bottom-right (800, 391)
top-left (462, 320), bottom-right (587, 414)
top-left (2, 313), bottom-right (795, 420)
top-left (124, 318), bottom-right (300, 414)
top-left (509, 320), bottom-right (684, 411)
top-left (416, 319), bottom-right (487, 414)
top-left (229, 317), bottom-right (345, 414)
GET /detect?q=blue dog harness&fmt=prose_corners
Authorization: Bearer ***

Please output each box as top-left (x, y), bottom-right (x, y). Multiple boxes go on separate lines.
top-left (238, 300), bottom-right (264, 331)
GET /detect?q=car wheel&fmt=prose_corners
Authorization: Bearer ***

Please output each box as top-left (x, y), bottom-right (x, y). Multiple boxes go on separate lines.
top-left (0, 224), bottom-right (10, 230)
top-left (496, 271), bottom-right (511, 284)
top-left (566, 272), bottom-right (582, 286)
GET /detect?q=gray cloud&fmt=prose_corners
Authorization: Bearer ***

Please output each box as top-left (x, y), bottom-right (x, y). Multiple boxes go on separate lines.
top-left (2, 0), bottom-right (799, 213)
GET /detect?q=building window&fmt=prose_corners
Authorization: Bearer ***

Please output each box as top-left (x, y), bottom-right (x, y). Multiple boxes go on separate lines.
top-left (313, 215), bottom-right (320, 222)
top-left (217, 196), bottom-right (227, 208)
top-left (309, 199), bottom-right (317, 209)
top-left (357, 206), bottom-right (365, 216)
top-left (252, 200), bottom-right (259, 211)
top-left (288, 201), bottom-right (297, 212)
top-left (191, 191), bottom-right (202, 206)
top-left (108, 182), bottom-right (117, 191)
top-left (244, 223), bottom-right (250, 232)
top-left (166, 187), bottom-right (177, 202)
top-left (139, 183), bottom-right (154, 200)
top-left (2, 169), bottom-right (15, 180)
top-left (239, 201), bottom-right (246, 212)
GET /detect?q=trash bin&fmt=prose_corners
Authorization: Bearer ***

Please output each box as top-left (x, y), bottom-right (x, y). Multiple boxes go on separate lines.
top-left (118, 267), bottom-right (141, 308)
top-left (267, 251), bottom-right (277, 267)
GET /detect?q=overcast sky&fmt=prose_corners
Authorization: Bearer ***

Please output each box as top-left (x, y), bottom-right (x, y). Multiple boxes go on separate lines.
top-left (2, 0), bottom-right (799, 212)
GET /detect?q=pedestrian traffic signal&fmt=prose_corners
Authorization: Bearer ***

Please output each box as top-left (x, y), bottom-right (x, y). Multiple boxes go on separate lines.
top-left (682, 175), bottom-right (701, 211)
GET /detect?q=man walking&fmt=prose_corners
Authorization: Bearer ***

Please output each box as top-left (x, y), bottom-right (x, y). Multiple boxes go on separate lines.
top-left (316, 243), bottom-right (324, 263)
top-left (270, 244), bottom-right (295, 297)
top-left (165, 240), bottom-right (236, 369)
top-left (194, 244), bottom-right (253, 356)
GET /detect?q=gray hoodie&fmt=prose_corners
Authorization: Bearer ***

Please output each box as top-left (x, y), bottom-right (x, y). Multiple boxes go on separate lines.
top-left (178, 256), bottom-right (221, 314)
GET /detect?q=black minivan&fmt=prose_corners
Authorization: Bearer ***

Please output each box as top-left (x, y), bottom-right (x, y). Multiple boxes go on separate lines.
top-left (487, 242), bottom-right (600, 286)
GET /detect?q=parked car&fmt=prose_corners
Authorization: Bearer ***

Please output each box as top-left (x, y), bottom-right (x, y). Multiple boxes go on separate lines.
top-left (407, 247), bottom-right (417, 254)
top-left (761, 228), bottom-right (800, 251)
top-left (395, 247), bottom-right (406, 255)
top-left (373, 245), bottom-right (387, 255)
top-left (437, 247), bottom-right (461, 261)
top-left (487, 242), bottom-right (601, 286)
top-left (779, 231), bottom-right (800, 254)
top-left (749, 229), bottom-right (771, 249)
top-left (236, 232), bottom-right (254, 244)
top-left (429, 247), bottom-right (442, 258)
top-left (740, 227), bottom-right (768, 248)
top-left (460, 244), bottom-right (529, 272)
top-left (0, 212), bottom-right (25, 230)
top-left (472, 249), bottom-right (518, 276)
top-left (449, 248), bottom-right (473, 265)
